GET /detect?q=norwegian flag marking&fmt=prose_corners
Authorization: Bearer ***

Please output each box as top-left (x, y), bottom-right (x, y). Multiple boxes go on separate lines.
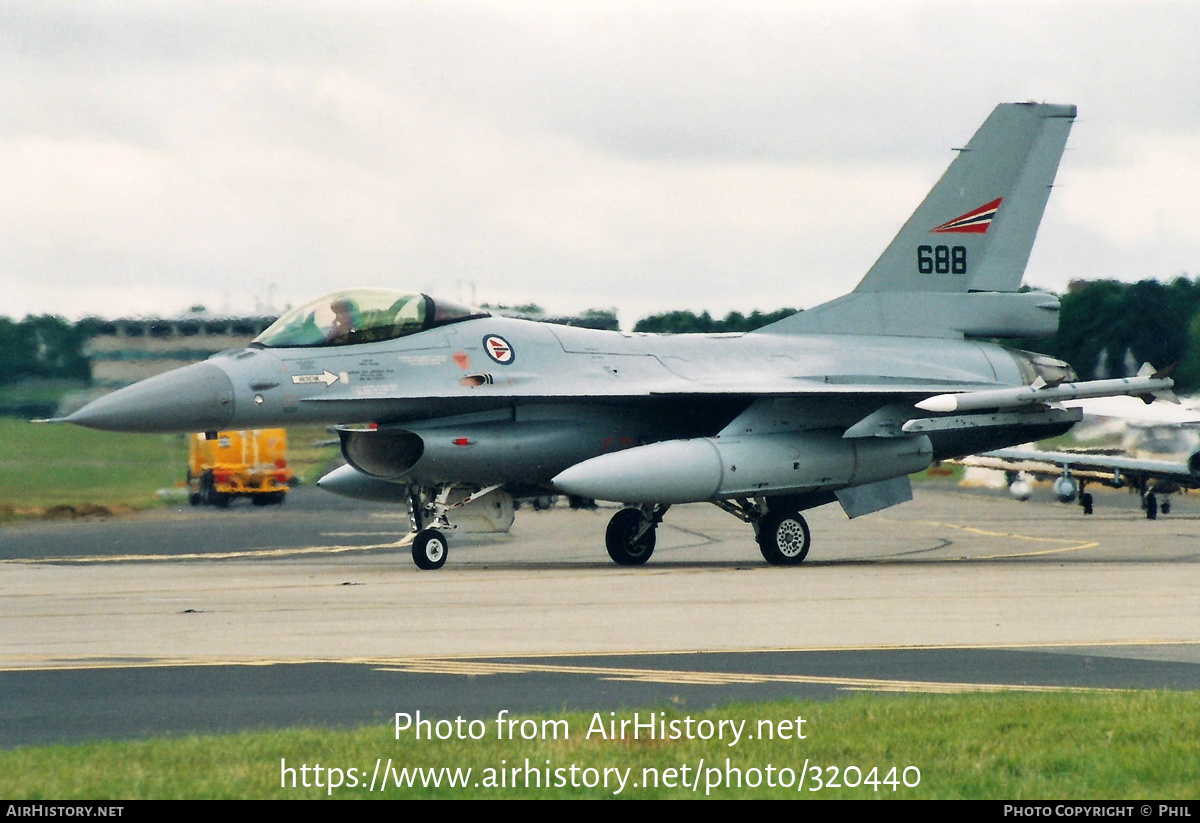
top-left (932, 198), bottom-right (1002, 234)
top-left (484, 335), bottom-right (514, 364)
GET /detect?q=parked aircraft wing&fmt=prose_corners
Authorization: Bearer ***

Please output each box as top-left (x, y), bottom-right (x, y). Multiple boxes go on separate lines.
top-left (1063, 395), bottom-right (1200, 426)
top-left (976, 448), bottom-right (1199, 484)
top-left (961, 446), bottom-right (1200, 520)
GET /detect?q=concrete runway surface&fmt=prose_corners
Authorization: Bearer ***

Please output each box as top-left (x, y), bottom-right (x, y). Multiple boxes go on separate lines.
top-left (3, 484), bottom-right (1199, 746)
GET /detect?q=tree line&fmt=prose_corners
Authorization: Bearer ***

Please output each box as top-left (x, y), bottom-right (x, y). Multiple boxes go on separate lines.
top-left (0, 315), bottom-right (91, 385)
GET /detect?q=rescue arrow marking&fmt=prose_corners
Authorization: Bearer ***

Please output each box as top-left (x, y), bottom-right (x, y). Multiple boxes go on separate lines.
top-left (291, 370), bottom-right (340, 386)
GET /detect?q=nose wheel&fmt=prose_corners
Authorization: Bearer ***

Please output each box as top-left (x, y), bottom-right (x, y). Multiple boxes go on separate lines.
top-left (404, 483), bottom-right (504, 569)
top-left (412, 529), bottom-right (448, 570)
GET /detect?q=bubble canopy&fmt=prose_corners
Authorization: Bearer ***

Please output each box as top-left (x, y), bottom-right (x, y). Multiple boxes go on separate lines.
top-left (253, 290), bottom-right (488, 348)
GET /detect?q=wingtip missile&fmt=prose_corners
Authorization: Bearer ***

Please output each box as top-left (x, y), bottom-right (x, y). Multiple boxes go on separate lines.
top-left (913, 395), bottom-right (960, 414)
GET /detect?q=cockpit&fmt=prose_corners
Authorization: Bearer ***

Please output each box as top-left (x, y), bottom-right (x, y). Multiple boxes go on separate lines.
top-left (253, 289), bottom-right (489, 348)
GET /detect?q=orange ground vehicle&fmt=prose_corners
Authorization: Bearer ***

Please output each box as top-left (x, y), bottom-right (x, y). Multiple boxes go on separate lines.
top-left (188, 428), bottom-right (292, 507)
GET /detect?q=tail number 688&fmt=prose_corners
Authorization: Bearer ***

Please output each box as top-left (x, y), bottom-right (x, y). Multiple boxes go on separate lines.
top-left (917, 245), bottom-right (967, 275)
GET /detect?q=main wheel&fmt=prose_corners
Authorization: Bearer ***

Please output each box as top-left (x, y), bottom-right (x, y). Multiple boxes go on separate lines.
top-left (757, 510), bottom-right (811, 565)
top-left (1146, 493), bottom-right (1158, 521)
top-left (605, 507), bottom-right (656, 565)
top-left (412, 528), bottom-right (448, 570)
top-left (1080, 492), bottom-right (1094, 515)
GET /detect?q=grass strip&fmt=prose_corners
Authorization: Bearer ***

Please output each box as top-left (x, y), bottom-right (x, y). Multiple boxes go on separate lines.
top-left (2, 691), bottom-right (1197, 799)
top-left (0, 419), bottom-right (338, 520)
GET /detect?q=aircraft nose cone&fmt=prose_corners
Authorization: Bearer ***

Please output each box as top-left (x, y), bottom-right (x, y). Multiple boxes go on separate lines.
top-left (67, 361), bottom-right (236, 433)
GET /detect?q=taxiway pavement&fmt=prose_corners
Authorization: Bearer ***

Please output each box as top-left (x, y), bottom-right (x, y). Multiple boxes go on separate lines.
top-left (3, 485), bottom-right (1199, 746)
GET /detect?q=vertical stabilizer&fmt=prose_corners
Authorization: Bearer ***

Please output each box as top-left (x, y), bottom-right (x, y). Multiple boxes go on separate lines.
top-left (763, 103), bottom-right (1074, 338)
top-left (855, 102), bottom-right (1075, 294)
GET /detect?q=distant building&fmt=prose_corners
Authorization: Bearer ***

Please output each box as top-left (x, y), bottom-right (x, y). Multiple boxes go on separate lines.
top-left (81, 316), bottom-right (276, 389)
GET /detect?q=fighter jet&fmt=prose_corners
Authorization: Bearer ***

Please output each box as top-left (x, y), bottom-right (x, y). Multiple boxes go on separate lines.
top-left (963, 446), bottom-right (1200, 519)
top-left (63, 103), bottom-right (1176, 569)
top-left (961, 393), bottom-right (1200, 519)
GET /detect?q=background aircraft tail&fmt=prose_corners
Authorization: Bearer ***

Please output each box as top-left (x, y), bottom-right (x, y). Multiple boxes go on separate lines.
top-left (766, 102), bottom-right (1076, 338)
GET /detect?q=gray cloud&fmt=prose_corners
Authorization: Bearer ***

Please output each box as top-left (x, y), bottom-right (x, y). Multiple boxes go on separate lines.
top-left (1, 1), bottom-right (1198, 324)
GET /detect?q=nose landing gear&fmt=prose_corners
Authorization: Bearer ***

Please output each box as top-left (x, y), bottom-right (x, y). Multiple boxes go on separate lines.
top-left (407, 483), bottom-right (503, 570)
top-left (412, 529), bottom-right (448, 570)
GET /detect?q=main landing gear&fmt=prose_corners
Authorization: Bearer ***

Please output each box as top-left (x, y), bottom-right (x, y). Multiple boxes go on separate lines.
top-left (716, 497), bottom-right (812, 566)
top-left (605, 505), bottom-right (667, 565)
top-left (756, 508), bottom-right (812, 565)
top-left (602, 497), bottom-right (812, 567)
top-left (1078, 479), bottom-right (1171, 520)
top-left (1138, 483), bottom-right (1175, 520)
top-left (1143, 491), bottom-right (1159, 521)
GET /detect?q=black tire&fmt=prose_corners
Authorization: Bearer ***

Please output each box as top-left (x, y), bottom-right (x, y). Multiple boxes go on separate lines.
top-left (412, 529), bottom-right (448, 570)
top-left (1162, 498), bottom-right (1171, 515)
top-left (605, 508), bottom-right (655, 565)
top-left (757, 510), bottom-right (811, 566)
top-left (1146, 493), bottom-right (1158, 521)
top-left (1081, 492), bottom-right (1094, 515)
top-left (198, 470), bottom-right (232, 508)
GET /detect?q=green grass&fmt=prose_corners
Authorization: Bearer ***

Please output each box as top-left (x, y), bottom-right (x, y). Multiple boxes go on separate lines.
top-left (0, 419), bottom-right (188, 513)
top-left (286, 427), bottom-right (343, 486)
top-left (0, 419), bottom-right (339, 519)
top-left (2, 692), bottom-right (1197, 799)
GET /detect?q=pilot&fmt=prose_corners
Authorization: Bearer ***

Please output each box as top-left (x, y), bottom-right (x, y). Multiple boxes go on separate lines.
top-left (328, 297), bottom-right (359, 344)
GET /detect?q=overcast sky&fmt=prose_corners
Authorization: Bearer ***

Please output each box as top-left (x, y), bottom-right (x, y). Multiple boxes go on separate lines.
top-left (3, 1), bottom-right (1198, 327)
